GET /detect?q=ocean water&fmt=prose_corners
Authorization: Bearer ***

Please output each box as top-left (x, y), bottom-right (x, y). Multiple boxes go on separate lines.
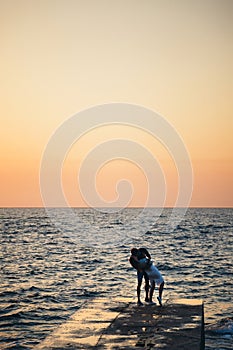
top-left (0, 208), bottom-right (232, 349)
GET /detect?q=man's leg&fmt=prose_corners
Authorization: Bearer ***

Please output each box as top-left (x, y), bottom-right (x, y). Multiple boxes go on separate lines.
top-left (137, 271), bottom-right (143, 305)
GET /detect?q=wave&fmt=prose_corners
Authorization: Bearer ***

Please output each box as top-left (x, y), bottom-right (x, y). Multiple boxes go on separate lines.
top-left (1, 207), bottom-right (232, 349)
top-left (207, 317), bottom-right (233, 335)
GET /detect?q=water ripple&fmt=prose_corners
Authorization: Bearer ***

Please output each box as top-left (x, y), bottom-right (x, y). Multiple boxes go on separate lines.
top-left (0, 208), bottom-right (232, 349)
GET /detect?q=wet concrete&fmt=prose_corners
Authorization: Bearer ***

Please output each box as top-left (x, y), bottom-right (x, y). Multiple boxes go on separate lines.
top-left (35, 297), bottom-right (204, 349)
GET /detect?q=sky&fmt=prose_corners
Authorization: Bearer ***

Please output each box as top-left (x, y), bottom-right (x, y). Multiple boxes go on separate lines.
top-left (1, 0), bottom-right (233, 207)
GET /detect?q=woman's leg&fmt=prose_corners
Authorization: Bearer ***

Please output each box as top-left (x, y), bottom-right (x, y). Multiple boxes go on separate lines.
top-left (159, 281), bottom-right (164, 299)
top-left (149, 280), bottom-right (155, 302)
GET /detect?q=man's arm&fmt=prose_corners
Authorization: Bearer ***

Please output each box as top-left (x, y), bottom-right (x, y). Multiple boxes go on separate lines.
top-left (129, 255), bottom-right (140, 270)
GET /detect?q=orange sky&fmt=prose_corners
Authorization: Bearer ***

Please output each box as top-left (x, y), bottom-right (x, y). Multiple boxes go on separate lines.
top-left (1, 0), bottom-right (233, 207)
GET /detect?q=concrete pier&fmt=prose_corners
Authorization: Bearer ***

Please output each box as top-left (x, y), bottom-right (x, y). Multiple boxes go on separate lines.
top-left (34, 297), bottom-right (205, 349)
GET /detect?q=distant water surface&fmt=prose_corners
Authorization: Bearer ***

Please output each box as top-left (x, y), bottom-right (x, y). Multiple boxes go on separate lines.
top-left (0, 208), bottom-right (232, 349)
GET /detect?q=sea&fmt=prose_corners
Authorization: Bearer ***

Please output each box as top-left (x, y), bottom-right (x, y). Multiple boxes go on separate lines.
top-left (0, 207), bottom-right (232, 349)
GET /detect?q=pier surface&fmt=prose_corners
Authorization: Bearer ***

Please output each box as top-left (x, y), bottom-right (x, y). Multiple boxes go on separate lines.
top-left (35, 297), bottom-right (204, 350)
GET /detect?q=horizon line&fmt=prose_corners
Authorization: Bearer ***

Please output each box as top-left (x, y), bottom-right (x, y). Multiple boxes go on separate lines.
top-left (0, 206), bottom-right (232, 209)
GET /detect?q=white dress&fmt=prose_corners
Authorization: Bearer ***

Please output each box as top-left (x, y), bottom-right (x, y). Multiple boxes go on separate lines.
top-left (138, 257), bottom-right (164, 286)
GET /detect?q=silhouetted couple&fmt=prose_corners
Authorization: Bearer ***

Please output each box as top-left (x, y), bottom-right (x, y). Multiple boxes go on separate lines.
top-left (129, 247), bottom-right (164, 306)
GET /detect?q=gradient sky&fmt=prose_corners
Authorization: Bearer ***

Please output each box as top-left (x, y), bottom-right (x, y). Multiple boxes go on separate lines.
top-left (1, 0), bottom-right (233, 207)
